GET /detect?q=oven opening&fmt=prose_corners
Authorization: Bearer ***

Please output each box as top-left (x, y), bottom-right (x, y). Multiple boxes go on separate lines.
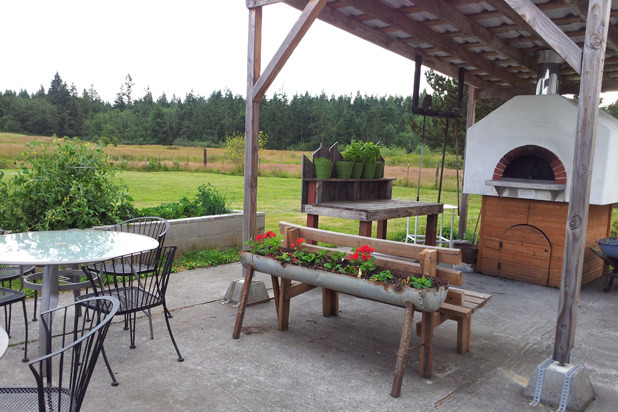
top-left (502, 155), bottom-right (555, 181)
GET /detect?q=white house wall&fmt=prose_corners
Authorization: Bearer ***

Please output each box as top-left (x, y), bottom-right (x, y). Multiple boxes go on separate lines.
top-left (463, 94), bottom-right (618, 205)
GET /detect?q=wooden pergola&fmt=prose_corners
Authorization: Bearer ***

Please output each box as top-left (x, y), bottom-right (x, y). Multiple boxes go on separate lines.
top-left (240, 0), bottom-right (613, 393)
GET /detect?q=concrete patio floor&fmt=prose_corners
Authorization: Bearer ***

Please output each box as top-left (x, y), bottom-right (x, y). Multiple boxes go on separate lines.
top-left (1, 263), bottom-right (617, 411)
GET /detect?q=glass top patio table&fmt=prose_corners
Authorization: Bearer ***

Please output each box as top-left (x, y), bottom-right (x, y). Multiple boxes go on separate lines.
top-left (0, 229), bottom-right (159, 360)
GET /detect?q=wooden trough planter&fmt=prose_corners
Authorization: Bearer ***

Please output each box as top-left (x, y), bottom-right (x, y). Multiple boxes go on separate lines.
top-left (233, 222), bottom-right (466, 398)
top-left (239, 251), bottom-right (448, 312)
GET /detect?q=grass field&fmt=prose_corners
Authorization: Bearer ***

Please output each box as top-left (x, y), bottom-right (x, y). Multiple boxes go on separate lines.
top-left (0, 133), bottom-right (463, 189)
top-left (116, 170), bottom-right (481, 241)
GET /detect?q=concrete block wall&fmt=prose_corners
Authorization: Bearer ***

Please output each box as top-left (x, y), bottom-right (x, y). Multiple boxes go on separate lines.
top-left (165, 211), bottom-right (265, 253)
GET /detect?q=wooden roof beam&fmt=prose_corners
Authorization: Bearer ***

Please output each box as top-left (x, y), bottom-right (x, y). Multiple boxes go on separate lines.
top-left (246, 0), bottom-right (285, 7)
top-left (503, 0), bottom-right (582, 74)
top-left (411, 0), bottom-right (538, 74)
top-left (252, 0), bottom-right (328, 102)
top-left (284, 0), bottom-right (491, 89)
top-left (562, 0), bottom-right (618, 54)
top-left (347, 0), bottom-right (530, 87)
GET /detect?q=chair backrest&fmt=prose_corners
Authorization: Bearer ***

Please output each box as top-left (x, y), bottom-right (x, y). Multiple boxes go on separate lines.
top-left (105, 217), bottom-right (169, 246)
top-left (30, 296), bottom-right (119, 412)
top-left (83, 246), bottom-right (177, 312)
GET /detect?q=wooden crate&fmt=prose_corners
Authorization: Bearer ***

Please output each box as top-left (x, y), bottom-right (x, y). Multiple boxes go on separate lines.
top-left (477, 196), bottom-right (611, 287)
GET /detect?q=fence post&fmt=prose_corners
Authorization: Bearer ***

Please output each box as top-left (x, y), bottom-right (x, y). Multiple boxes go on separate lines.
top-left (203, 149), bottom-right (208, 165)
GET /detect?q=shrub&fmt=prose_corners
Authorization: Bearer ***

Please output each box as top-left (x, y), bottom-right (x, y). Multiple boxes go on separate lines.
top-left (225, 131), bottom-right (268, 172)
top-left (0, 138), bottom-right (137, 232)
top-left (139, 183), bottom-right (231, 219)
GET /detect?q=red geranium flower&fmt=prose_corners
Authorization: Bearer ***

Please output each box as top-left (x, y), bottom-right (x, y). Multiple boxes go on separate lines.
top-left (256, 234), bottom-right (265, 241)
top-left (296, 238), bottom-right (304, 244)
top-left (266, 231), bottom-right (276, 238)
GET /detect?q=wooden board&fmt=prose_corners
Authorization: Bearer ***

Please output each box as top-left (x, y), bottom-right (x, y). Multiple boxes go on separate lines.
top-left (303, 199), bottom-right (443, 221)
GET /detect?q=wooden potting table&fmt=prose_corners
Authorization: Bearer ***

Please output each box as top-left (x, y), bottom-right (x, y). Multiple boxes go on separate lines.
top-left (304, 197), bottom-right (443, 244)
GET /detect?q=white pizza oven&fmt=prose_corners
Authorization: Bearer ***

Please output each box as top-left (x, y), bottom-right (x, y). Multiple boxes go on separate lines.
top-left (463, 93), bottom-right (618, 287)
top-left (464, 94), bottom-right (618, 205)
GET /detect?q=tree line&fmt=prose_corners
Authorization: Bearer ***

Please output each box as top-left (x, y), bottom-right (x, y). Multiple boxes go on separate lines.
top-left (0, 72), bottom-right (507, 152)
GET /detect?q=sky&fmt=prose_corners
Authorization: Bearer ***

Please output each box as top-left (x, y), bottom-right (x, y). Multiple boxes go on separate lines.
top-left (1, 0), bottom-right (422, 104)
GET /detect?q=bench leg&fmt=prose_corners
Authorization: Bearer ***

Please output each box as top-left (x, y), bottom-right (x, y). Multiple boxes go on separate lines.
top-left (391, 302), bottom-right (415, 398)
top-left (322, 289), bottom-right (339, 317)
top-left (419, 312), bottom-right (434, 379)
top-left (278, 278), bottom-right (292, 331)
top-left (457, 316), bottom-right (472, 354)
top-left (233, 266), bottom-right (255, 339)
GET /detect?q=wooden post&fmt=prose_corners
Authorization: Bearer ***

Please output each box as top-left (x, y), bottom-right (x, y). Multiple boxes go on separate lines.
top-left (243, 7), bottom-right (262, 246)
top-left (391, 302), bottom-right (414, 398)
top-left (553, 0), bottom-right (611, 365)
top-left (419, 311), bottom-right (434, 378)
top-left (425, 215), bottom-right (438, 246)
top-left (458, 86), bottom-right (476, 239)
top-left (232, 266), bottom-right (255, 339)
top-left (203, 148), bottom-right (207, 165)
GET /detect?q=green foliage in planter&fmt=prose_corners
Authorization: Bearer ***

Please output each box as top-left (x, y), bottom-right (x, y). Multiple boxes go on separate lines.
top-left (409, 275), bottom-right (434, 289)
top-left (341, 140), bottom-right (364, 162)
top-left (0, 138), bottom-right (137, 232)
top-left (361, 141), bottom-right (380, 163)
top-left (139, 183), bottom-right (231, 219)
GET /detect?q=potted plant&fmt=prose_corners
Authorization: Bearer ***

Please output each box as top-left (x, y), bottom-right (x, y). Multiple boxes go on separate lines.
top-left (374, 145), bottom-right (385, 178)
top-left (342, 140), bottom-right (364, 179)
top-left (361, 141), bottom-right (380, 179)
top-left (241, 231), bottom-right (449, 311)
top-left (313, 157), bottom-right (334, 179)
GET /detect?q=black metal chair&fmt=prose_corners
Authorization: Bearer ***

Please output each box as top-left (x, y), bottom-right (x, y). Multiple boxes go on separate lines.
top-left (103, 217), bottom-right (169, 246)
top-left (0, 288), bottom-right (28, 362)
top-left (94, 217), bottom-right (171, 323)
top-left (79, 246), bottom-right (183, 385)
top-left (0, 296), bottom-right (118, 412)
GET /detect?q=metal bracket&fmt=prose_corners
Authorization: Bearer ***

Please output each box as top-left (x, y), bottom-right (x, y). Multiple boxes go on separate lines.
top-left (556, 364), bottom-right (583, 412)
top-left (529, 357), bottom-right (554, 406)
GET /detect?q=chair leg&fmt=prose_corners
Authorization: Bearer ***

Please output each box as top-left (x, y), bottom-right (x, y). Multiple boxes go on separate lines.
top-left (129, 312), bottom-right (137, 349)
top-left (101, 346), bottom-right (119, 386)
top-left (2, 305), bottom-right (10, 337)
top-left (21, 298), bottom-right (28, 362)
top-left (123, 314), bottom-right (129, 330)
top-left (162, 302), bottom-right (184, 362)
top-left (165, 307), bottom-right (173, 318)
top-left (147, 309), bottom-right (154, 340)
top-left (32, 290), bottom-right (38, 321)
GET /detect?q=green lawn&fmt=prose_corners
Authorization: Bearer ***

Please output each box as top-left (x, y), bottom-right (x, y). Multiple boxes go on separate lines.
top-left (117, 170), bottom-right (482, 241)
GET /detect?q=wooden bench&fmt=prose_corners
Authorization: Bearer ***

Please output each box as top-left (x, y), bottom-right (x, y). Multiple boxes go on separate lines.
top-left (416, 288), bottom-right (491, 356)
top-left (233, 222), bottom-right (490, 397)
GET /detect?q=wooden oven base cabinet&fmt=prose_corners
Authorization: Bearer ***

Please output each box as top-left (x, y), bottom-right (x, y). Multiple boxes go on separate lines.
top-left (477, 196), bottom-right (611, 287)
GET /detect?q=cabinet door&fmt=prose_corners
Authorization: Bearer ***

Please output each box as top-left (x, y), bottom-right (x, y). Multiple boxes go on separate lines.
top-left (497, 224), bottom-right (551, 286)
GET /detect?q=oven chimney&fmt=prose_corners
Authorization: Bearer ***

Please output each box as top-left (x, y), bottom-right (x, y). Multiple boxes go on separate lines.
top-left (536, 50), bottom-right (563, 95)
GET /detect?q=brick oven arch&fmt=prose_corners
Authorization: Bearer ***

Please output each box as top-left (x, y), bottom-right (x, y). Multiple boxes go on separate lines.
top-left (492, 144), bottom-right (566, 184)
